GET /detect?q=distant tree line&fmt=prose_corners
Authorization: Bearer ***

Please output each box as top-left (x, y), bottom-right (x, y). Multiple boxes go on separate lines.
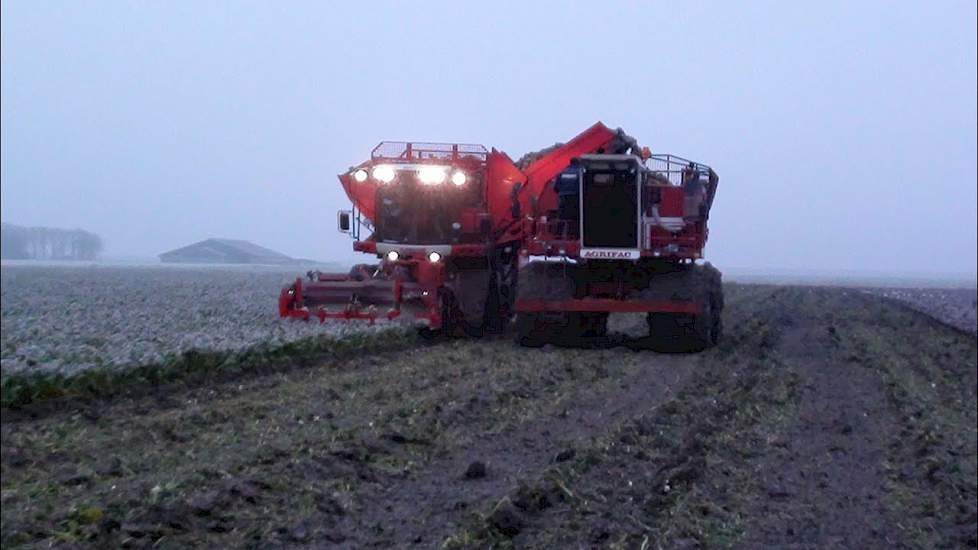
top-left (0, 223), bottom-right (104, 261)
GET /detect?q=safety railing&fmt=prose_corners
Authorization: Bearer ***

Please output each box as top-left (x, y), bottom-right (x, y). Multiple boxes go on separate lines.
top-left (371, 142), bottom-right (488, 163)
top-left (647, 154), bottom-right (713, 186)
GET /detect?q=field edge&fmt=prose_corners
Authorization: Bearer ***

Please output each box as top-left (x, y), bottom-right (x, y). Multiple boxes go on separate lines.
top-left (0, 327), bottom-right (415, 410)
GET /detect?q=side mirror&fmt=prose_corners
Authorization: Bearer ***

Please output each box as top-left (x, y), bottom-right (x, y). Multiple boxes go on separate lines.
top-left (337, 210), bottom-right (352, 233)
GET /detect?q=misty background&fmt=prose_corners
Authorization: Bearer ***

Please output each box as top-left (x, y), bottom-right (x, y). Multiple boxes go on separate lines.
top-left (2, 1), bottom-right (976, 279)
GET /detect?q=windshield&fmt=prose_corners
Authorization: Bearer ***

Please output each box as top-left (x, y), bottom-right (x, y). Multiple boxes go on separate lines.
top-left (373, 171), bottom-right (483, 244)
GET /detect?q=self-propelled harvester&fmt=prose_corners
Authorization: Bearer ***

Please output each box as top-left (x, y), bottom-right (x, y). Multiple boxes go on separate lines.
top-left (279, 122), bottom-right (722, 350)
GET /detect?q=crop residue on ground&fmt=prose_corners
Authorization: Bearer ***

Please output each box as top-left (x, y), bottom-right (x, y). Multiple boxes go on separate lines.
top-left (2, 284), bottom-right (975, 548)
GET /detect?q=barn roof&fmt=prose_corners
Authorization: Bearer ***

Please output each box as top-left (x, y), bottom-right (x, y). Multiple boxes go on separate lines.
top-left (159, 238), bottom-right (294, 264)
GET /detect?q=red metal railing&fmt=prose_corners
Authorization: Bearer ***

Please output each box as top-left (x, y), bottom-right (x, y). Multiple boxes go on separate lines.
top-left (371, 141), bottom-right (488, 163)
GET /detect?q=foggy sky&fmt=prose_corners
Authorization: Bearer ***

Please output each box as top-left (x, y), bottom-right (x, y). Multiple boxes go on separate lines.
top-left (2, 2), bottom-right (976, 277)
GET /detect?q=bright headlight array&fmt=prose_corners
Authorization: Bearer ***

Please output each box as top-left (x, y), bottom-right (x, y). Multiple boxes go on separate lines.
top-left (417, 165), bottom-right (448, 185)
top-left (372, 165), bottom-right (396, 183)
top-left (363, 164), bottom-right (468, 185)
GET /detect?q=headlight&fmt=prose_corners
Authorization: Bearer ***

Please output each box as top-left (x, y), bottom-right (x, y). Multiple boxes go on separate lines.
top-left (372, 165), bottom-right (396, 183)
top-left (427, 251), bottom-right (442, 263)
top-left (451, 171), bottom-right (467, 186)
top-left (386, 250), bottom-right (399, 262)
top-left (352, 169), bottom-right (368, 183)
top-left (417, 165), bottom-right (447, 185)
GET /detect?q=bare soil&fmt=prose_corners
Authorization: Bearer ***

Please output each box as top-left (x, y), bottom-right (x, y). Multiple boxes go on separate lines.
top-left (2, 284), bottom-right (976, 548)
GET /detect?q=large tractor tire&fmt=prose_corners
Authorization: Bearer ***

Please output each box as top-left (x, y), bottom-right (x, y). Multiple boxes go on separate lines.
top-left (419, 288), bottom-right (466, 340)
top-left (446, 269), bottom-right (492, 337)
top-left (481, 269), bottom-right (515, 335)
top-left (644, 263), bottom-right (723, 352)
top-left (514, 311), bottom-right (549, 348)
top-left (514, 262), bottom-right (578, 347)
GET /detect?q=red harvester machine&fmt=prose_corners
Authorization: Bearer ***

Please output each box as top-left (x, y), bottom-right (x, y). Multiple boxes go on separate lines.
top-left (279, 122), bottom-right (722, 350)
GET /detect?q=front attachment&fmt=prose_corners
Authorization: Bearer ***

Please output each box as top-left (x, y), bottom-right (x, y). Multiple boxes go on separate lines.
top-left (278, 269), bottom-right (442, 328)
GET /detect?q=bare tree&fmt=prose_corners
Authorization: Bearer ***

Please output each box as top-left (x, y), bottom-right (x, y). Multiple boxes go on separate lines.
top-left (0, 224), bottom-right (30, 259)
top-left (0, 223), bottom-right (103, 260)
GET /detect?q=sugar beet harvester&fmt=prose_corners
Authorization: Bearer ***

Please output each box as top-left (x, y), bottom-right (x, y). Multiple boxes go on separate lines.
top-left (279, 122), bottom-right (723, 350)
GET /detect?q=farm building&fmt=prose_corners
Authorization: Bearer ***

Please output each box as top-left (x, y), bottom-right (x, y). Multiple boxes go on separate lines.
top-left (159, 238), bottom-right (294, 264)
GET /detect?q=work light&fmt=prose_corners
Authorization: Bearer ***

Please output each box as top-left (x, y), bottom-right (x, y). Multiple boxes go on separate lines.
top-left (451, 171), bottom-right (467, 186)
top-left (386, 250), bottom-right (399, 262)
top-left (353, 169), bottom-right (368, 183)
top-left (427, 251), bottom-right (442, 263)
top-left (417, 165), bottom-right (447, 185)
top-left (372, 165), bottom-right (396, 183)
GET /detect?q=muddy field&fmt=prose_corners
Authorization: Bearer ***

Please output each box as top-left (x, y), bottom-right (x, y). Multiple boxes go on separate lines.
top-left (1, 284), bottom-right (975, 548)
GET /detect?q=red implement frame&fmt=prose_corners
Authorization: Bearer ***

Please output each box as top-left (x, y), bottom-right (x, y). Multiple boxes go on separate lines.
top-left (279, 277), bottom-right (442, 326)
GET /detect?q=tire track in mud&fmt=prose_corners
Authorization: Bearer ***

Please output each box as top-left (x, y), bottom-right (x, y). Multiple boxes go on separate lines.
top-left (1, 325), bottom-right (696, 548)
top-left (438, 286), bottom-right (975, 549)
top-left (736, 291), bottom-right (902, 548)
top-left (335, 343), bottom-right (696, 547)
top-left (839, 293), bottom-right (978, 548)
top-left (433, 285), bottom-right (783, 548)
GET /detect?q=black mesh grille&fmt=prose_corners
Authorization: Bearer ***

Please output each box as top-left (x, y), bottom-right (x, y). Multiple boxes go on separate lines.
top-left (581, 169), bottom-right (638, 249)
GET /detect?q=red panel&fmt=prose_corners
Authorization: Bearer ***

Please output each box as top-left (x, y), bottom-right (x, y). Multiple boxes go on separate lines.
top-left (353, 240), bottom-right (377, 254)
top-left (519, 122), bottom-right (617, 216)
top-left (339, 171), bottom-right (378, 221)
top-left (414, 260), bottom-right (445, 286)
top-left (658, 187), bottom-right (684, 217)
top-left (485, 150), bottom-right (525, 232)
top-left (459, 208), bottom-right (479, 233)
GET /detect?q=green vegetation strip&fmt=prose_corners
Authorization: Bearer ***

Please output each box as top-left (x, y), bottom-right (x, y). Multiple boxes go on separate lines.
top-left (1, 328), bottom-right (416, 409)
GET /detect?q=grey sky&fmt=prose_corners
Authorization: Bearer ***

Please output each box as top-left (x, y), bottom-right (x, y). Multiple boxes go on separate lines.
top-left (2, 1), bottom-right (976, 276)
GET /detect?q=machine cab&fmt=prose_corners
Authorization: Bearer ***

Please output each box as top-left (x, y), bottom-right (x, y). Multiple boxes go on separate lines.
top-left (337, 142), bottom-right (490, 248)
